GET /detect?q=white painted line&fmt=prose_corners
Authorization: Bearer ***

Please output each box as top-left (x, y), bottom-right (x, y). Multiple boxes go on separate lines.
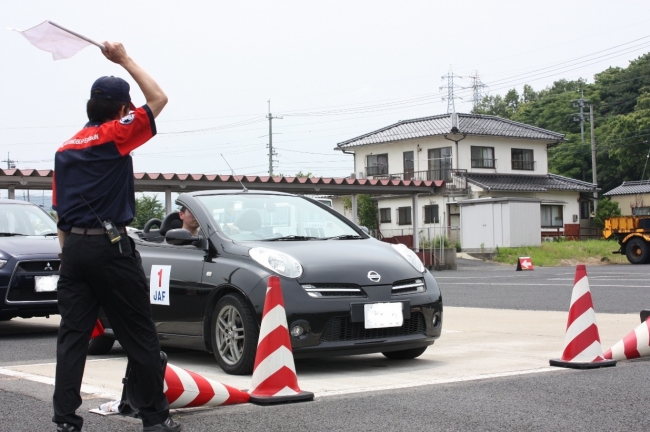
top-left (0, 367), bottom-right (121, 400)
top-left (316, 367), bottom-right (562, 398)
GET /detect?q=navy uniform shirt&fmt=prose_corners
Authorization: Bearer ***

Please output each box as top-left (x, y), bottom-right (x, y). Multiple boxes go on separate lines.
top-left (53, 105), bottom-right (156, 231)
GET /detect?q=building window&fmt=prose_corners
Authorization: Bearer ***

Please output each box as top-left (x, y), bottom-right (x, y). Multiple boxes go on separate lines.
top-left (366, 154), bottom-right (388, 176)
top-left (428, 147), bottom-right (452, 181)
top-left (632, 207), bottom-right (650, 216)
top-left (403, 151), bottom-right (414, 180)
top-left (397, 206), bottom-right (412, 225)
top-left (471, 146), bottom-right (495, 168)
top-left (511, 149), bottom-right (534, 170)
top-left (541, 205), bottom-right (563, 227)
top-left (379, 208), bottom-right (391, 223)
top-left (424, 205), bottom-right (439, 224)
top-left (579, 201), bottom-right (591, 219)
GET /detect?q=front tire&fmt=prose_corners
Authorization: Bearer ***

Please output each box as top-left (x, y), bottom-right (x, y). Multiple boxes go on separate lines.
top-left (88, 335), bottom-right (115, 355)
top-left (382, 346), bottom-right (428, 360)
top-left (211, 294), bottom-right (259, 375)
top-left (625, 238), bottom-right (649, 264)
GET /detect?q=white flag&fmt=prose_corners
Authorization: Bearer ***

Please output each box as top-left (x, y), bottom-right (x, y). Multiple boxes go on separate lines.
top-left (8, 21), bottom-right (101, 61)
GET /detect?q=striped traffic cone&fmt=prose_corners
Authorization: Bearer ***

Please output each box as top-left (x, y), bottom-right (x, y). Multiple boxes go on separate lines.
top-left (90, 319), bottom-right (104, 339)
top-left (248, 276), bottom-right (314, 405)
top-left (603, 317), bottom-right (650, 361)
top-left (164, 363), bottom-right (249, 409)
top-left (549, 264), bottom-right (616, 369)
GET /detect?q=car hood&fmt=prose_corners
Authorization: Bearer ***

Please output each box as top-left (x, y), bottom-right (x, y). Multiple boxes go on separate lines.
top-left (237, 238), bottom-right (423, 285)
top-left (0, 236), bottom-right (60, 258)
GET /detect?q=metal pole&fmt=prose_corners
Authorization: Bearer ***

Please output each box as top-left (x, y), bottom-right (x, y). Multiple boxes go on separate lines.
top-left (268, 101), bottom-right (273, 176)
top-left (590, 105), bottom-right (598, 212)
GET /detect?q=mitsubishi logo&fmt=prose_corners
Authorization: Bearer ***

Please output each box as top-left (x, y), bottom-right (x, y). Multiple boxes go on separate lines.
top-left (367, 271), bottom-right (381, 283)
top-left (44, 262), bottom-right (53, 271)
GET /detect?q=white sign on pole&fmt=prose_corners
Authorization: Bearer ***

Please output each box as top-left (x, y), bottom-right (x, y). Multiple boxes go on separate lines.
top-left (150, 265), bottom-right (171, 305)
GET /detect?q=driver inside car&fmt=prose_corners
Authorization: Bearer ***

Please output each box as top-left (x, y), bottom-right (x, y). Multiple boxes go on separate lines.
top-left (179, 206), bottom-right (200, 236)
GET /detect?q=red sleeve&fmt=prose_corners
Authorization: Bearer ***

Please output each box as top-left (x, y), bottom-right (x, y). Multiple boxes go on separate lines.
top-left (111, 105), bottom-right (157, 156)
top-left (51, 172), bottom-right (57, 210)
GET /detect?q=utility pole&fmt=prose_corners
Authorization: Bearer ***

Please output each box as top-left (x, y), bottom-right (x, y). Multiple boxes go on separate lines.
top-left (440, 66), bottom-right (464, 114)
top-left (266, 100), bottom-right (282, 176)
top-left (2, 152), bottom-right (16, 169)
top-left (590, 104), bottom-right (598, 212)
top-left (571, 89), bottom-right (589, 144)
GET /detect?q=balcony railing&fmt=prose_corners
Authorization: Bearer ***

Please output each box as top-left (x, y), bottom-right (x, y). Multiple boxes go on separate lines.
top-left (372, 169), bottom-right (468, 191)
top-left (471, 158), bottom-right (496, 169)
top-left (511, 160), bottom-right (536, 171)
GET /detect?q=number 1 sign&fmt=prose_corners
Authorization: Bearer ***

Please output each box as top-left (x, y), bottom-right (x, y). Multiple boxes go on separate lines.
top-left (150, 265), bottom-right (171, 305)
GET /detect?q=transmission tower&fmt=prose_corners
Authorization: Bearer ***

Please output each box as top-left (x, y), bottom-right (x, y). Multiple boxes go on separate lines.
top-left (440, 66), bottom-right (464, 114)
top-left (469, 71), bottom-right (487, 112)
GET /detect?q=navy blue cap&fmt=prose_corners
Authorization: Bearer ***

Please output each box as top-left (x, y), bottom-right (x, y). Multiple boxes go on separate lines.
top-left (90, 76), bottom-right (135, 109)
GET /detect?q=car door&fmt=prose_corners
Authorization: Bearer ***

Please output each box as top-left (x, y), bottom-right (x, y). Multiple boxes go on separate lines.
top-left (140, 241), bottom-right (208, 337)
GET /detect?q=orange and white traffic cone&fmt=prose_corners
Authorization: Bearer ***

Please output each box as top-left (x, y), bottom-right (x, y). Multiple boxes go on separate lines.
top-left (549, 264), bottom-right (616, 369)
top-left (90, 319), bottom-right (105, 339)
top-left (248, 276), bottom-right (314, 405)
top-left (164, 363), bottom-right (249, 409)
top-left (603, 317), bottom-right (650, 361)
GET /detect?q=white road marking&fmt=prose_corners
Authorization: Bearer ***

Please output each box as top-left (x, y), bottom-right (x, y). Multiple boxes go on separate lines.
top-left (317, 367), bottom-right (562, 398)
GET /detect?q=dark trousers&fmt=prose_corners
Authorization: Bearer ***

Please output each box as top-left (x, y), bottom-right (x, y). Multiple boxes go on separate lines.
top-left (53, 233), bottom-right (169, 430)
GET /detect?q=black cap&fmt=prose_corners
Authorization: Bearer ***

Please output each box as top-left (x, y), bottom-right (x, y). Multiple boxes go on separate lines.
top-left (90, 76), bottom-right (136, 110)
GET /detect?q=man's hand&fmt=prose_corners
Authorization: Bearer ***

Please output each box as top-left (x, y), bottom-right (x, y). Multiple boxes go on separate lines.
top-left (101, 42), bottom-right (130, 66)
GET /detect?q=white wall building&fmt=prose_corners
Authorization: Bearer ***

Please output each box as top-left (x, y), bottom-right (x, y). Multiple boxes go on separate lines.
top-left (335, 113), bottom-right (598, 249)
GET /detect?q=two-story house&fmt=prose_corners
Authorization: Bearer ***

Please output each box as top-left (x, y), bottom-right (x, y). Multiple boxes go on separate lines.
top-left (334, 113), bottom-right (598, 245)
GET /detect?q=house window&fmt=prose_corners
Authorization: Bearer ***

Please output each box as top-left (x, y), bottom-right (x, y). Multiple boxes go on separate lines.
top-left (632, 207), bottom-right (650, 216)
top-left (428, 147), bottom-right (452, 181)
top-left (424, 205), bottom-right (439, 224)
top-left (366, 154), bottom-right (388, 176)
top-left (379, 208), bottom-right (391, 223)
top-left (511, 149), bottom-right (534, 170)
top-left (397, 206), bottom-right (412, 225)
top-left (471, 146), bottom-right (495, 168)
top-left (541, 205), bottom-right (563, 227)
top-left (403, 151), bottom-right (414, 180)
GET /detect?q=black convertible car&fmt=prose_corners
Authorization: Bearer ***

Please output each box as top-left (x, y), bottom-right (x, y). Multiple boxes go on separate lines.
top-left (0, 199), bottom-right (60, 321)
top-left (92, 190), bottom-right (443, 375)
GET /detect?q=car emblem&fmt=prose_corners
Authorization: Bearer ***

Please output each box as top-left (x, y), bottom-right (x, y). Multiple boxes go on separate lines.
top-left (44, 262), bottom-right (53, 271)
top-left (367, 271), bottom-right (381, 282)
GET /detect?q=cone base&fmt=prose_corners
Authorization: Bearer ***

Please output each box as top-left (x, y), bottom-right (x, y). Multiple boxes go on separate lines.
top-left (249, 391), bottom-right (314, 405)
top-left (549, 358), bottom-right (616, 369)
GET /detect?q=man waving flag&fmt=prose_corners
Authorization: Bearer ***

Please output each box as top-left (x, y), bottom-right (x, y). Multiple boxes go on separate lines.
top-left (8, 20), bottom-right (104, 60)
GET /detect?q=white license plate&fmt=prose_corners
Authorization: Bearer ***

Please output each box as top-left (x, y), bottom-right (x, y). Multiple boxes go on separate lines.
top-left (364, 302), bottom-right (403, 329)
top-left (34, 275), bottom-right (59, 292)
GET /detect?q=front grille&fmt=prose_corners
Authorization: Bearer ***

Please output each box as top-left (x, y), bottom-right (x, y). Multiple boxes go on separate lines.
top-left (6, 260), bottom-right (60, 303)
top-left (16, 261), bottom-right (60, 272)
top-left (320, 312), bottom-right (426, 342)
top-left (392, 278), bottom-right (425, 296)
top-left (302, 283), bottom-right (366, 298)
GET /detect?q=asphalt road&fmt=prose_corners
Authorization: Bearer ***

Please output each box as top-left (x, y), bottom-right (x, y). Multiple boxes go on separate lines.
top-left (2, 259), bottom-right (649, 431)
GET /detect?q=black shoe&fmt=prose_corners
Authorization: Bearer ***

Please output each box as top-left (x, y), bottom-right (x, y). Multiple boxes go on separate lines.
top-left (143, 417), bottom-right (182, 432)
top-left (56, 424), bottom-right (80, 432)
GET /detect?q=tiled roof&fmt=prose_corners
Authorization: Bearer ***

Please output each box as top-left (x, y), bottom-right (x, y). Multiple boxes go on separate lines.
top-left (604, 180), bottom-right (650, 196)
top-left (466, 173), bottom-right (597, 192)
top-left (336, 113), bottom-right (565, 149)
top-left (0, 169), bottom-right (444, 195)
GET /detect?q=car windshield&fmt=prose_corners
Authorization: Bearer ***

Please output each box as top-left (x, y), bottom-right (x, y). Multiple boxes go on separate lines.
top-left (196, 194), bottom-right (361, 241)
top-left (0, 203), bottom-right (57, 236)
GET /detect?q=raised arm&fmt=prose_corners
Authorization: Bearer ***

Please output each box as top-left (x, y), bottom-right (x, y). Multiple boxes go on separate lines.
top-left (101, 42), bottom-right (168, 118)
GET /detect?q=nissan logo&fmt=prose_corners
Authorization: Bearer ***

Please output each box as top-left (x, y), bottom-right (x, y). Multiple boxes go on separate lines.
top-left (367, 271), bottom-right (381, 283)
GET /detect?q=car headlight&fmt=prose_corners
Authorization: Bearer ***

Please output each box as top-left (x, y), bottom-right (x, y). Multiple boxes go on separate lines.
top-left (391, 244), bottom-right (425, 272)
top-left (249, 247), bottom-right (303, 279)
top-left (0, 260), bottom-right (6, 269)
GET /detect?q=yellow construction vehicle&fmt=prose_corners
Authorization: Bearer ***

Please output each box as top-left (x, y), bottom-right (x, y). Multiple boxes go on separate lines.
top-left (603, 216), bottom-right (650, 264)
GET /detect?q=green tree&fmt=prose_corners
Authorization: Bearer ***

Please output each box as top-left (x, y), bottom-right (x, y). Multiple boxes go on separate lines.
top-left (594, 197), bottom-right (621, 229)
top-left (342, 194), bottom-right (378, 230)
top-left (133, 194), bottom-right (165, 229)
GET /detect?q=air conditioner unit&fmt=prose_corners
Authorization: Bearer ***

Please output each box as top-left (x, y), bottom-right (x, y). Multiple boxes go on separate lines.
top-left (357, 172), bottom-right (365, 179)
top-left (350, 173), bottom-right (356, 179)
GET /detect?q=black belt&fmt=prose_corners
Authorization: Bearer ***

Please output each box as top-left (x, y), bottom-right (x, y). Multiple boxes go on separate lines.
top-left (70, 227), bottom-right (126, 235)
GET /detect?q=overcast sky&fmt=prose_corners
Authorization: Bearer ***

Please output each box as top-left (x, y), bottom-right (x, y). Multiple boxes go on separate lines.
top-left (2, 0), bottom-right (650, 181)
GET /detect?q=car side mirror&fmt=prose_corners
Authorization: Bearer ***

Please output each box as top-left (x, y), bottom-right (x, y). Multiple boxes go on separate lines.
top-left (359, 226), bottom-right (369, 234)
top-left (165, 228), bottom-right (200, 246)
